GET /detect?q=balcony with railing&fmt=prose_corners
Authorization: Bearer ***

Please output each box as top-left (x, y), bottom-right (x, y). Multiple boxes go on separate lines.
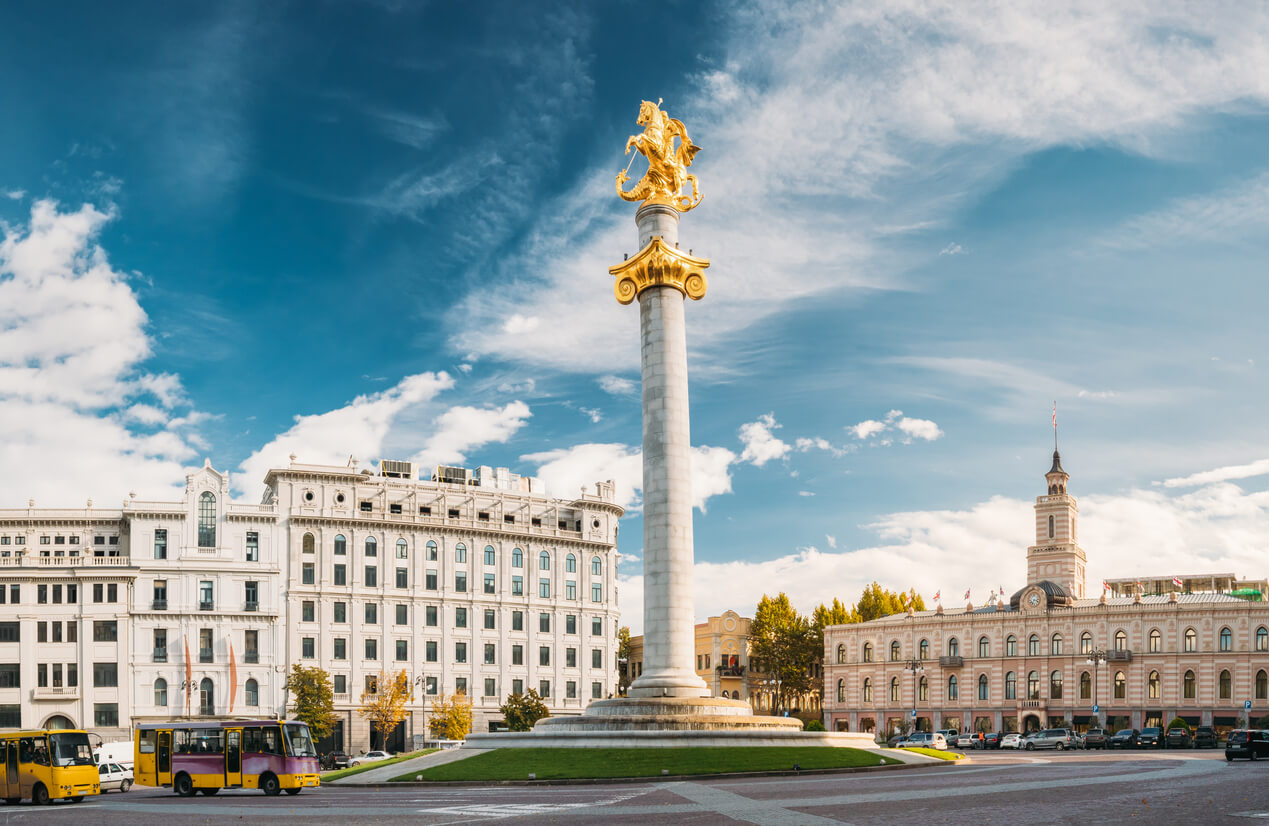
top-left (1109, 649), bottom-right (1133, 662)
top-left (716, 665), bottom-right (746, 677)
top-left (1020, 699), bottom-right (1044, 708)
top-left (31, 685), bottom-right (79, 701)
top-left (0, 554), bottom-right (132, 568)
top-left (152, 599), bottom-right (167, 610)
top-left (939, 655), bottom-right (964, 667)
top-left (244, 650), bottom-right (259, 664)
top-left (153, 648), bottom-right (168, 663)
top-left (244, 601), bottom-right (258, 612)
top-left (199, 648), bottom-right (213, 663)
top-left (199, 600), bottom-right (214, 611)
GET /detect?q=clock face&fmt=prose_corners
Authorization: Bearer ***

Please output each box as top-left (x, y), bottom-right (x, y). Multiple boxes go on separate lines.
top-left (1028, 593), bottom-right (1041, 606)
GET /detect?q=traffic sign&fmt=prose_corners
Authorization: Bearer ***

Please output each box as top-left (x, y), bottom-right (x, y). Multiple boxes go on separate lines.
top-left (1246, 700), bottom-right (1253, 711)
top-left (911, 709), bottom-right (917, 718)
top-left (1092, 704), bottom-right (1099, 714)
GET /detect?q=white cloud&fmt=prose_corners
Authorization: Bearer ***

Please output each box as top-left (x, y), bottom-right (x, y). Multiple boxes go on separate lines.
top-left (523, 442), bottom-right (736, 513)
top-left (495, 378), bottom-right (535, 394)
top-left (234, 372), bottom-right (454, 497)
top-left (1105, 172), bottom-right (1269, 249)
top-left (798, 490), bottom-right (815, 497)
top-left (3, 190), bottom-right (24, 201)
top-left (895, 416), bottom-right (943, 442)
top-left (852, 420), bottom-right (887, 439)
top-left (825, 534), bottom-right (838, 549)
top-left (502, 314), bottom-right (540, 335)
top-left (1162, 458), bottom-right (1269, 489)
top-left (597, 375), bottom-right (637, 396)
top-left (939, 242), bottom-right (966, 256)
top-left (738, 413), bottom-right (791, 466)
top-left (795, 436), bottom-right (850, 457)
top-left (411, 400), bottom-right (532, 471)
top-left (850, 410), bottom-right (942, 443)
top-left (125, 404), bottom-right (169, 426)
top-left (579, 407), bottom-right (602, 424)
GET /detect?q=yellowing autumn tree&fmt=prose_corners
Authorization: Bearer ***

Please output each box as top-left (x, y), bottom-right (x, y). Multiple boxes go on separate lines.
top-left (428, 690), bottom-right (474, 740)
top-left (359, 670), bottom-right (412, 751)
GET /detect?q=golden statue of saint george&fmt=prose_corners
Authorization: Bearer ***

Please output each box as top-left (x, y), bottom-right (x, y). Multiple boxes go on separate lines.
top-left (616, 99), bottom-right (702, 212)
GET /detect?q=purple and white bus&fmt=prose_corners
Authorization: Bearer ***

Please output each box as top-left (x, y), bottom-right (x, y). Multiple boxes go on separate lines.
top-left (134, 720), bottom-right (320, 796)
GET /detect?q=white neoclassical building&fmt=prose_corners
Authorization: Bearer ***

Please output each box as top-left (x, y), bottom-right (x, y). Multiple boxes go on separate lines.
top-left (0, 457), bottom-right (622, 752)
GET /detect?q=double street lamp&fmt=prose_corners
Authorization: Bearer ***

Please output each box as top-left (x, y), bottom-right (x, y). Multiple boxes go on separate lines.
top-left (761, 677), bottom-right (783, 716)
top-left (903, 659), bottom-right (924, 730)
top-left (1085, 647), bottom-right (1108, 727)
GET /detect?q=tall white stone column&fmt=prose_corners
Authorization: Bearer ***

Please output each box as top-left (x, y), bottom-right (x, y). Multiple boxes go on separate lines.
top-left (627, 203), bottom-right (709, 698)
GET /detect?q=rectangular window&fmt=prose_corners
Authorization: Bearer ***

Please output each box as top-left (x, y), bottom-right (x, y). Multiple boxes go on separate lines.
top-left (334, 601), bottom-right (347, 623)
top-left (389, 503), bottom-right (402, 515)
top-left (512, 611), bottom-right (524, 631)
top-left (93, 583), bottom-right (103, 603)
top-left (484, 609), bottom-right (496, 630)
top-left (246, 531), bottom-right (258, 561)
top-left (364, 639), bottom-right (378, 660)
top-left (426, 605), bottom-right (438, 626)
top-left (592, 681), bottom-right (603, 699)
top-left (93, 662), bottom-right (118, 687)
top-left (0, 623), bottom-right (18, 642)
top-left (455, 572), bottom-right (467, 592)
top-left (329, 563), bottom-right (345, 585)
top-left (94, 703), bottom-right (119, 727)
top-left (485, 678), bottom-right (497, 698)
top-left (360, 501), bottom-right (372, 512)
top-left (592, 649), bottom-right (603, 669)
top-left (37, 585), bottom-right (48, 605)
top-left (302, 637), bottom-right (315, 658)
top-left (455, 677), bottom-right (468, 695)
top-left (7, 585), bottom-right (15, 605)
top-left (539, 578), bottom-right (551, 598)
top-left (484, 573), bottom-right (495, 594)
top-left (395, 604), bottom-right (408, 625)
top-left (153, 628), bottom-right (168, 661)
top-left (566, 647), bottom-right (577, 668)
top-left (540, 613), bottom-right (551, 633)
top-left (539, 680), bottom-right (551, 698)
top-left (396, 640), bottom-right (408, 661)
top-left (592, 583), bottom-right (602, 603)
top-left (334, 674), bottom-right (346, 694)
top-left (38, 622), bottom-right (47, 643)
top-left (566, 615), bottom-right (577, 635)
top-left (512, 575), bottom-right (523, 596)
top-left (200, 628), bottom-right (213, 662)
top-left (426, 676), bottom-right (437, 695)
top-left (426, 640), bottom-right (437, 662)
top-left (244, 581), bottom-right (258, 609)
top-left (566, 680), bottom-right (577, 699)
top-left (484, 643), bottom-right (496, 664)
top-left (540, 646), bottom-right (551, 666)
top-left (455, 607), bottom-right (468, 628)
top-left (302, 563), bottom-right (315, 585)
top-left (512, 644), bottom-right (524, 665)
top-left (67, 622), bottom-right (76, 642)
top-left (154, 528), bottom-right (167, 559)
top-left (334, 638), bottom-right (346, 660)
top-left (591, 617), bottom-right (602, 636)
top-left (365, 603), bottom-right (378, 624)
top-left (108, 583), bottom-right (118, 603)
top-left (426, 569), bottom-right (437, 590)
top-left (395, 567), bottom-right (407, 588)
top-left (93, 621), bottom-right (118, 642)
top-left (566, 581), bottom-right (576, 600)
top-left (455, 642), bottom-right (467, 663)
top-left (513, 678), bottom-right (524, 695)
top-left (51, 622), bottom-right (61, 642)
top-left (0, 664), bottom-right (17, 688)
top-left (301, 601), bottom-right (315, 622)
top-left (244, 630), bottom-right (258, 662)
top-left (456, 545), bottom-right (467, 563)
top-left (365, 674), bottom-right (377, 693)
top-left (365, 566), bottom-right (377, 587)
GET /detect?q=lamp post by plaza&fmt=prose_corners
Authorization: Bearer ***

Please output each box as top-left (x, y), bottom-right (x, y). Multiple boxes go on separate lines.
top-left (903, 658), bottom-right (924, 731)
top-left (413, 674), bottom-right (428, 741)
top-left (1086, 647), bottom-right (1107, 728)
top-left (762, 677), bottom-right (783, 716)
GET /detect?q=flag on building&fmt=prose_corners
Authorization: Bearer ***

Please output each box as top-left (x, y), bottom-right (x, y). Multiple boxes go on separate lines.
top-left (1102, 580), bottom-right (1110, 591)
top-left (964, 588), bottom-right (971, 600)
top-left (934, 589), bottom-right (941, 602)
top-left (1172, 576), bottom-right (1184, 588)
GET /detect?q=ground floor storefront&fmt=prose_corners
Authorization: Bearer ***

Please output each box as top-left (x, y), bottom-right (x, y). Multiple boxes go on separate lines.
top-left (828, 706), bottom-right (1251, 736)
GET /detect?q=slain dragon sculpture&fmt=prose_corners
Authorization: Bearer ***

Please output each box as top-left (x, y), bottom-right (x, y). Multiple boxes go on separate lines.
top-left (616, 99), bottom-right (702, 212)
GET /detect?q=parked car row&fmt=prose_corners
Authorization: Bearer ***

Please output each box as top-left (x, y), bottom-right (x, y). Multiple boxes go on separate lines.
top-left (887, 724), bottom-right (1255, 754)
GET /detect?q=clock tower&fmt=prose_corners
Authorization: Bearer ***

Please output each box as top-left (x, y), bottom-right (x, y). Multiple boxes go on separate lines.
top-left (1025, 449), bottom-right (1087, 598)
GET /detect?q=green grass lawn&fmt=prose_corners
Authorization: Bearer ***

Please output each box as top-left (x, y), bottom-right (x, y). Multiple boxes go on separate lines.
top-left (322, 749), bottom-right (436, 781)
top-left (391, 747), bottom-right (899, 782)
top-left (891, 747), bottom-right (961, 760)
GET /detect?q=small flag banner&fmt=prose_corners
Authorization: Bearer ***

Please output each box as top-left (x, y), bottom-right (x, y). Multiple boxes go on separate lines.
top-left (1172, 576), bottom-right (1183, 588)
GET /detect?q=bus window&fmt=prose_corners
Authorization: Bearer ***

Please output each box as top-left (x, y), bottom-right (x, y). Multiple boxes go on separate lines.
top-left (31, 738), bottom-right (49, 766)
top-left (139, 730), bottom-right (156, 754)
top-left (262, 727), bottom-right (283, 755)
top-left (18, 738), bottom-right (33, 764)
top-left (175, 729), bottom-right (191, 754)
top-left (283, 724), bottom-right (316, 758)
top-left (243, 728), bottom-right (260, 753)
top-left (49, 732), bottom-right (92, 766)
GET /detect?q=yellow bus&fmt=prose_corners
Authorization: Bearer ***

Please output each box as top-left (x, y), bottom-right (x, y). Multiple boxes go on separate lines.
top-left (0, 729), bottom-right (100, 804)
top-left (134, 720), bottom-right (320, 796)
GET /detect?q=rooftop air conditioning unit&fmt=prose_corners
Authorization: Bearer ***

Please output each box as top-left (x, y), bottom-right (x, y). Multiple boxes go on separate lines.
top-left (380, 460), bottom-right (414, 479)
top-left (435, 465), bottom-right (470, 485)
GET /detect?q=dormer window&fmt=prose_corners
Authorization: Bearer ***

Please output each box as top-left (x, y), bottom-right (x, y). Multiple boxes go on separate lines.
top-left (197, 492), bottom-right (216, 548)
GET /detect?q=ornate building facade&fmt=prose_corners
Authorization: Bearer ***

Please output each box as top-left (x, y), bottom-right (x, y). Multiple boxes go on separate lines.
top-left (823, 450), bottom-right (1269, 737)
top-left (0, 457), bottom-right (621, 752)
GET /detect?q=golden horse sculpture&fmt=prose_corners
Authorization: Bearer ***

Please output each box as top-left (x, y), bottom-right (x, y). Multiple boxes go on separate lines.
top-left (616, 99), bottom-right (702, 212)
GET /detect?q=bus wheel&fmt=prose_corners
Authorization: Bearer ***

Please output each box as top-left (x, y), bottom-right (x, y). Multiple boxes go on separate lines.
top-left (31, 784), bottom-right (50, 806)
top-left (285, 788), bottom-right (301, 795)
top-left (260, 774), bottom-right (281, 796)
top-left (199, 788), bottom-right (219, 796)
top-left (174, 773), bottom-right (196, 797)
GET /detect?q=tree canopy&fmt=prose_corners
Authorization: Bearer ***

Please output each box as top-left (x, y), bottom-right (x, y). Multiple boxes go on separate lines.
top-left (428, 691), bottom-right (474, 740)
top-left (359, 670), bottom-right (413, 750)
top-left (500, 689), bottom-right (550, 732)
top-left (285, 664), bottom-right (338, 743)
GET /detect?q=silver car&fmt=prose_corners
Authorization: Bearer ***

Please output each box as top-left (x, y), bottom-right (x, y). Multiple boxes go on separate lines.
top-left (1024, 728), bottom-right (1073, 750)
top-left (899, 732), bottom-right (948, 750)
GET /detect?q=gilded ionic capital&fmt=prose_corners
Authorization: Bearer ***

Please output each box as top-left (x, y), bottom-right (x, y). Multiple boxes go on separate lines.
top-left (609, 237), bottom-right (710, 305)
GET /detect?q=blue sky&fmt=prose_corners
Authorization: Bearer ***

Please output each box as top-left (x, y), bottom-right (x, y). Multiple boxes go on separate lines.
top-left (3, 2), bottom-right (1269, 632)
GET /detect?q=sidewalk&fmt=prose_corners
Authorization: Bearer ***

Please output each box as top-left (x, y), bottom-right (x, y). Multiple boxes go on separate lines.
top-left (328, 748), bottom-right (490, 785)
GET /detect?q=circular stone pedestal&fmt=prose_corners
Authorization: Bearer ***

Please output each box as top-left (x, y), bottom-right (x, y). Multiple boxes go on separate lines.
top-left (531, 697), bottom-right (804, 732)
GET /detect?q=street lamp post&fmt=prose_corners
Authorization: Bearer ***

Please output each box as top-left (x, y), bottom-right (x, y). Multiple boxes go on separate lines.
top-left (761, 678), bottom-right (783, 716)
top-left (1086, 648), bottom-right (1107, 729)
top-left (413, 674), bottom-right (428, 745)
top-left (903, 658), bottom-right (924, 731)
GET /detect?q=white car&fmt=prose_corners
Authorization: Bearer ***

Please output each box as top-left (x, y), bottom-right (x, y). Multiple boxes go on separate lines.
top-left (348, 750), bottom-right (392, 767)
top-left (955, 733), bottom-right (977, 749)
top-left (1000, 733), bottom-right (1024, 749)
top-left (98, 762), bottom-right (133, 792)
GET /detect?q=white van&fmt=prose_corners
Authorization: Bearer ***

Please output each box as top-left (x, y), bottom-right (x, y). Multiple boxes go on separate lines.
top-left (93, 740), bottom-right (134, 770)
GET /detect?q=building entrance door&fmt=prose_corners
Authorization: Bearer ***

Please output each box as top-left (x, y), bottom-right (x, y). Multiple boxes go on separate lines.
top-left (1022, 714), bottom-right (1042, 732)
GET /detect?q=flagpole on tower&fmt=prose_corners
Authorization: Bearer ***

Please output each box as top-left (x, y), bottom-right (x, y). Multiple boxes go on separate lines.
top-left (1052, 401), bottom-right (1058, 451)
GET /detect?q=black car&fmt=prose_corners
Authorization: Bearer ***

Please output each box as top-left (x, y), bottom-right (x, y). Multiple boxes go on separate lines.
top-left (1109, 728), bottom-right (1140, 749)
top-left (1138, 726), bottom-right (1164, 748)
top-left (1083, 729), bottom-right (1108, 749)
top-left (322, 751), bottom-right (349, 770)
top-left (1193, 726), bottom-right (1218, 748)
top-left (1225, 730), bottom-right (1269, 761)
top-left (977, 732), bottom-right (1002, 749)
top-left (1165, 728), bottom-right (1192, 748)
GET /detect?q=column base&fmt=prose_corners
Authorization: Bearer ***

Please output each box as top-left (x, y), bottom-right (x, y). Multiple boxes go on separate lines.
top-left (627, 669), bottom-right (710, 699)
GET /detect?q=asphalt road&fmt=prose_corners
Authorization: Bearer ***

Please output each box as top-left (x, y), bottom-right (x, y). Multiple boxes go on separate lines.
top-left (4, 751), bottom-right (1266, 825)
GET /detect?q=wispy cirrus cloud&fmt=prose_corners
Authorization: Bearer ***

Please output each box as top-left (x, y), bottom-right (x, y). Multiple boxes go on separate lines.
top-left (1103, 171), bottom-right (1269, 250)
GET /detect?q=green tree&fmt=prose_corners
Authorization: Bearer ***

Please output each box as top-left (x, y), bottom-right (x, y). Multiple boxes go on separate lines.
top-left (285, 664), bottom-right (338, 743)
top-left (500, 689), bottom-right (550, 732)
top-left (359, 670), bottom-right (413, 751)
top-left (428, 691), bottom-right (474, 740)
top-left (1166, 716), bottom-right (1189, 731)
top-left (616, 625), bottom-right (634, 696)
top-left (749, 593), bottom-right (817, 712)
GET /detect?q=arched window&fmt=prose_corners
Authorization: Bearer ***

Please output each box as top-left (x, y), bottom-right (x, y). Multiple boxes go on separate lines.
top-left (1148, 670), bottom-right (1160, 699)
top-left (1114, 630), bottom-right (1127, 651)
top-left (862, 642), bottom-right (873, 663)
top-left (1183, 628), bottom-right (1196, 652)
top-left (1080, 671), bottom-right (1091, 699)
top-left (199, 678), bottom-right (214, 716)
top-left (334, 535), bottom-right (346, 556)
top-left (539, 551), bottom-right (551, 571)
top-left (455, 543), bottom-right (467, 563)
top-left (1006, 635), bottom-right (1017, 656)
top-left (862, 677), bottom-right (872, 703)
top-left (1257, 670), bottom-right (1268, 700)
top-left (890, 677), bottom-right (900, 702)
top-left (721, 690), bottom-right (730, 699)
top-left (1148, 629), bottom-right (1161, 653)
top-left (367, 536), bottom-right (378, 557)
top-left (1050, 671), bottom-right (1063, 699)
top-left (1184, 670), bottom-right (1196, 699)
top-left (1048, 515), bottom-right (1055, 538)
top-left (154, 678), bottom-right (167, 707)
top-left (1080, 631), bottom-right (1092, 655)
top-left (836, 679), bottom-right (845, 703)
top-left (1028, 634), bottom-right (1040, 656)
top-left (1220, 669), bottom-right (1232, 699)
top-left (1113, 671), bottom-right (1126, 699)
top-left (978, 673), bottom-right (989, 701)
top-left (302, 533), bottom-right (315, 554)
top-left (1027, 671), bottom-right (1040, 700)
top-left (198, 491), bottom-right (216, 547)
top-left (245, 678), bottom-right (258, 707)
top-left (1258, 627), bottom-right (1268, 652)
top-left (566, 553), bottom-right (577, 573)
top-left (484, 545), bottom-right (496, 565)
top-left (512, 547), bottom-right (523, 568)
top-left (1005, 671), bottom-right (1016, 700)
top-left (396, 538), bottom-right (408, 559)
top-left (978, 636), bottom-right (990, 658)
top-left (890, 640), bottom-right (901, 661)
top-left (919, 639), bottom-right (929, 659)
top-left (919, 675), bottom-right (928, 701)
top-left (591, 556), bottom-right (602, 576)
top-left (947, 637), bottom-right (959, 657)
top-left (947, 675), bottom-right (959, 700)
top-left (836, 644), bottom-right (846, 664)
top-left (1051, 633), bottom-right (1063, 655)
top-left (1219, 627), bottom-right (1233, 652)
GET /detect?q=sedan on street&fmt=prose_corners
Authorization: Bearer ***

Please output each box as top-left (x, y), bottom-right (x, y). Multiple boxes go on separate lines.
top-left (1109, 729), bottom-right (1141, 749)
top-left (1000, 733), bottom-right (1024, 749)
top-left (1226, 730), bottom-right (1269, 761)
top-left (348, 750), bottom-right (393, 767)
